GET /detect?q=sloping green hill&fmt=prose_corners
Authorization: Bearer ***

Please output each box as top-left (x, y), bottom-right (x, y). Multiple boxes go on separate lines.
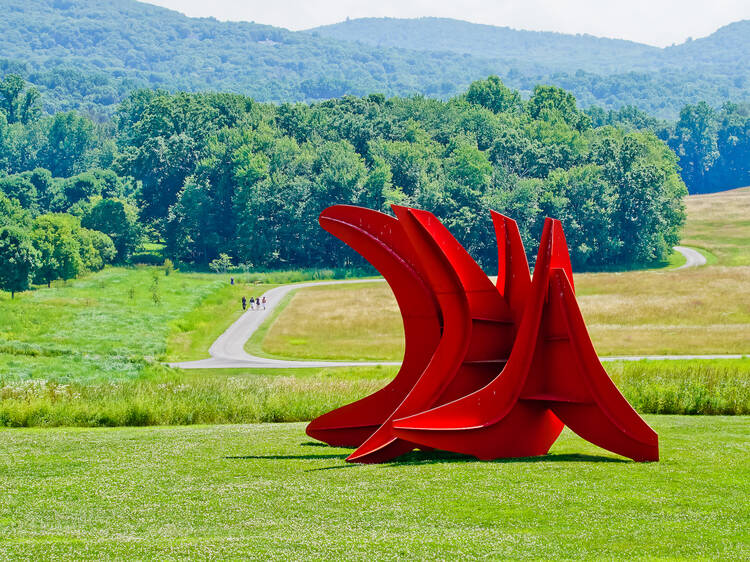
top-left (1, 1), bottom-right (749, 118)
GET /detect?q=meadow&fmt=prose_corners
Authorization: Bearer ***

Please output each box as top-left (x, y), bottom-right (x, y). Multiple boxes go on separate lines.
top-left (682, 186), bottom-right (750, 266)
top-left (0, 358), bottom-right (747, 428)
top-left (1, 185), bottom-right (750, 426)
top-left (255, 188), bottom-right (750, 361)
top-left (0, 417), bottom-right (747, 559)
top-left (0, 193), bottom-right (748, 560)
top-left (0, 266), bottom-right (361, 384)
top-left (0, 267), bottom-right (231, 384)
top-left (257, 267), bottom-right (750, 359)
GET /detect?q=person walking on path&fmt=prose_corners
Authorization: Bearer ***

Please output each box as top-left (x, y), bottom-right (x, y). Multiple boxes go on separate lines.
top-left (242, 296), bottom-right (246, 311)
top-left (261, 296), bottom-right (267, 310)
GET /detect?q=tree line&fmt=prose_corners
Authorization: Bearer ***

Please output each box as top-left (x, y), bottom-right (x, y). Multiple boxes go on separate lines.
top-left (588, 101), bottom-right (750, 194)
top-left (0, 74), bottom-right (697, 297)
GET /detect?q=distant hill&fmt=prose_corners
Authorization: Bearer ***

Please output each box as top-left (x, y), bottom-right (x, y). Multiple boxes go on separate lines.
top-left (309, 17), bottom-right (750, 73)
top-left (307, 17), bottom-right (662, 74)
top-left (1, 1), bottom-right (749, 118)
top-left (307, 18), bottom-right (750, 116)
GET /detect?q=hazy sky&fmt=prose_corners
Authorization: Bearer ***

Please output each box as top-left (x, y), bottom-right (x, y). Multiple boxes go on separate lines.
top-left (142, 0), bottom-right (750, 47)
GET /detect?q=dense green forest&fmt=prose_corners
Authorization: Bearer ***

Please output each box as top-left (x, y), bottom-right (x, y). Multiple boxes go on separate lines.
top-left (587, 102), bottom-right (750, 193)
top-left (1, 1), bottom-right (748, 119)
top-left (1, 74), bottom-right (693, 296)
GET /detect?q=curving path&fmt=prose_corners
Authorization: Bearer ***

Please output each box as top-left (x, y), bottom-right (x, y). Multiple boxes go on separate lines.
top-left (170, 246), bottom-right (736, 369)
top-left (169, 278), bottom-right (398, 370)
top-left (673, 246), bottom-right (707, 269)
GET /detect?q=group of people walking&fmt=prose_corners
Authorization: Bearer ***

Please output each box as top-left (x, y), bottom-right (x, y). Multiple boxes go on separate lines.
top-left (242, 295), bottom-right (266, 311)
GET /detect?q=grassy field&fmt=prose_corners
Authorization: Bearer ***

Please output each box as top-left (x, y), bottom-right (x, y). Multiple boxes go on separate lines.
top-left (1, 359), bottom-right (747, 427)
top-left (0, 266), bottom-right (365, 384)
top-left (258, 188), bottom-right (750, 359)
top-left (1, 186), bottom-right (748, 430)
top-left (0, 417), bottom-right (747, 559)
top-left (258, 266), bottom-right (750, 359)
top-left (0, 267), bottom-right (234, 383)
top-left (682, 186), bottom-right (750, 266)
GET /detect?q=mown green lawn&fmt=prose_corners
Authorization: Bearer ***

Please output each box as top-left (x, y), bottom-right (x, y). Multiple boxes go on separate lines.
top-left (0, 417), bottom-right (747, 559)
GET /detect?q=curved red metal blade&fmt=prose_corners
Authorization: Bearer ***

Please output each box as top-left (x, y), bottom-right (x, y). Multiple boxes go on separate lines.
top-left (491, 211), bottom-right (531, 325)
top-left (392, 219), bottom-right (658, 462)
top-left (541, 269), bottom-right (659, 462)
top-left (347, 206), bottom-right (516, 463)
top-left (305, 205), bottom-right (442, 447)
top-left (391, 218), bottom-right (566, 458)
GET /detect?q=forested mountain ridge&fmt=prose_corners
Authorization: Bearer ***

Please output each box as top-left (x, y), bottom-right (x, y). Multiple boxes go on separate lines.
top-left (309, 17), bottom-right (750, 72)
top-left (1, 1), bottom-right (749, 119)
top-left (309, 18), bottom-right (750, 116)
top-left (308, 17), bottom-right (663, 73)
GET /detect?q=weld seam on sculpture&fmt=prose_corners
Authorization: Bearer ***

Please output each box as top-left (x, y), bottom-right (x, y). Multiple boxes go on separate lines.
top-left (306, 205), bottom-right (659, 463)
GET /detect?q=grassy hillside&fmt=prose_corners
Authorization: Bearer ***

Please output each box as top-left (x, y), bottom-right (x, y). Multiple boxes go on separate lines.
top-left (0, 418), bottom-right (747, 558)
top-left (1, 1), bottom-right (749, 117)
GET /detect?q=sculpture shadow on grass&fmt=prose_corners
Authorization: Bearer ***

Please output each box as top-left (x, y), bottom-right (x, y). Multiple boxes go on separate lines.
top-left (383, 450), bottom-right (630, 466)
top-left (225, 453), bottom-right (349, 460)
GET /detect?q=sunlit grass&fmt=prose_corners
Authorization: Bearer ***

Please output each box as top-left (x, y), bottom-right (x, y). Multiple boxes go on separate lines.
top-left (257, 282), bottom-right (402, 361)
top-left (682, 186), bottom-right (750, 266)
top-left (0, 267), bottom-right (232, 382)
top-left (259, 266), bottom-right (750, 359)
top-left (0, 359), bottom-right (747, 427)
top-left (0, 417), bottom-right (747, 558)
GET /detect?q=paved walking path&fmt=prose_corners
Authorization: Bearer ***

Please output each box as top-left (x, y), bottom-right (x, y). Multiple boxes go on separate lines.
top-left (673, 246), bottom-right (707, 269)
top-left (168, 279), bottom-right (397, 369)
top-left (169, 246), bottom-right (742, 370)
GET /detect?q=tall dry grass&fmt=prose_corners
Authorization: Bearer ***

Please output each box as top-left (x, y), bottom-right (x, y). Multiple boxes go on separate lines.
top-left (0, 360), bottom-right (747, 427)
top-left (259, 267), bottom-right (750, 359)
top-left (682, 186), bottom-right (750, 266)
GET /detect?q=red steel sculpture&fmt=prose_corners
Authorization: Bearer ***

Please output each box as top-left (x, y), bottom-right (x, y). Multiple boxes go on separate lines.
top-left (306, 205), bottom-right (659, 463)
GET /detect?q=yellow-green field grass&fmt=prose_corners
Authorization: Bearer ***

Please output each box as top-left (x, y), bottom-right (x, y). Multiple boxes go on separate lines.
top-left (257, 265), bottom-right (750, 359)
top-left (257, 187), bottom-right (750, 360)
top-left (1, 359), bottom-right (747, 428)
top-left (257, 283), bottom-right (403, 361)
top-left (683, 186), bottom-right (750, 265)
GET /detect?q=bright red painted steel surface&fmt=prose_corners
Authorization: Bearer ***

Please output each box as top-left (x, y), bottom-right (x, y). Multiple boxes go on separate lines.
top-left (306, 205), bottom-right (659, 463)
top-left (305, 205), bottom-right (442, 447)
top-left (392, 219), bottom-right (658, 462)
top-left (346, 206), bottom-right (519, 463)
